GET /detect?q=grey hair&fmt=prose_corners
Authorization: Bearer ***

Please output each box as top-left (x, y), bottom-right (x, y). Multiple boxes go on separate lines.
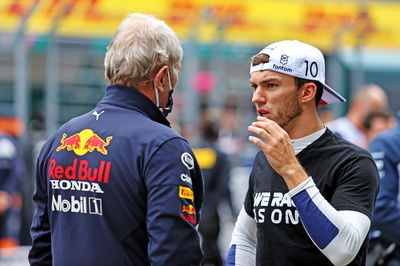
top-left (104, 13), bottom-right (183, 87)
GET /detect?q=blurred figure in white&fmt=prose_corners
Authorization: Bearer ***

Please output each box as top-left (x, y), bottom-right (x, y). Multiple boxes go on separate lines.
top-left (326, 84), bottom-right (388, 149)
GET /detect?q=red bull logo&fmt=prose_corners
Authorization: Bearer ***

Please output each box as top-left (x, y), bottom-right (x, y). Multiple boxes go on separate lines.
top-left (56, 129), bottom-right (112, 156)
top-left (56, 134), bottom-right (81, 151)
top-left (182, 204), bottom-right (196, 215)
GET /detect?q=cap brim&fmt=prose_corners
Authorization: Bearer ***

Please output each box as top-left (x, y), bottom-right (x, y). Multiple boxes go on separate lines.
top-left (319, 83), bottom-right (346, 105)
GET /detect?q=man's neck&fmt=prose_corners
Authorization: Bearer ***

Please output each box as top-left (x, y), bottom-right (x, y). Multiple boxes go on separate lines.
top-left (286, 110), bottom-right (324, 139)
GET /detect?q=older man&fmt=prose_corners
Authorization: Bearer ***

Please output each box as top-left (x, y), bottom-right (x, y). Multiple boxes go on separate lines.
top-left (29, 13), bottom-right (203, 265)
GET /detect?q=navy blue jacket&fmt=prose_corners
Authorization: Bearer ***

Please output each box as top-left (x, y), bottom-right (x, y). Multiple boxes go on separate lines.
top-left (369, 115), bottom-right (400, 259)
top-left (29, 85), bottom-right (204, 266)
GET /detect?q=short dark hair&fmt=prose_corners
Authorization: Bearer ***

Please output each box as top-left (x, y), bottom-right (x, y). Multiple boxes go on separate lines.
top-left (363, 110), bottom-right (393, 129)
top-left (251, 53), bottom-right (270, 66)
top-left (294, 77), bottom-right (323, 107)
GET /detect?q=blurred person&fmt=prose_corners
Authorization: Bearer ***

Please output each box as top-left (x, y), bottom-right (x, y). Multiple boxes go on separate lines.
top-left (363, 110), bottom-right (396, 145)
top-left (227, 40), bottom-right (379, 265)
top-left (326, 83), bottom-right (388, 149)
top-left (0, 131), bottom-right (23, 249)
top-left (0, 116), bottom-right (25, 252)
top-left (367, 112), bottom-right (400, 265)
top-left (217, 102), bottom-right (243, 157)
top-left (193, 117), bottom-right (234, 266)
top-left (29, 13), bottom-right (203, 265)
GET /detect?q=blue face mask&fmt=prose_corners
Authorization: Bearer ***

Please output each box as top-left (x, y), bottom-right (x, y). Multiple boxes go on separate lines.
top-left (154, 70), bottom-right (174, 117)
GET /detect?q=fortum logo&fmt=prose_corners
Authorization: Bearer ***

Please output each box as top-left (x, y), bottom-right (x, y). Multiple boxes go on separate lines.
top-left (52, 195), bottom-right (103, 215)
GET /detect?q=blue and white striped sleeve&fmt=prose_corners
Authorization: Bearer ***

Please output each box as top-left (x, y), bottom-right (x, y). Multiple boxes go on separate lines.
top-left (227, 207), bottom-right (257, 266)
top-left (288, 177), bottom-right (371, 266)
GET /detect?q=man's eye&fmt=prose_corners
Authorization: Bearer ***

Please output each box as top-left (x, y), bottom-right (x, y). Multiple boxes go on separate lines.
top-left (251, 84), bottom-right (257, 90)
top-left (267, 83), bottom-right (277, 88)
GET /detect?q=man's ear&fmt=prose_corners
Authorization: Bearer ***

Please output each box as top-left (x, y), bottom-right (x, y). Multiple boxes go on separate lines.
top-left (154, 65), bottom-right (169, 93)
top-left (301, 82), bottom-right (317, 104)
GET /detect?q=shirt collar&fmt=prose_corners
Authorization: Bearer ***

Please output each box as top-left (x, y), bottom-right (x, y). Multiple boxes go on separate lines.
top-left (291, 127), bottom-right (326, 155)
top-left (98, 84), bottom-right (170, 127)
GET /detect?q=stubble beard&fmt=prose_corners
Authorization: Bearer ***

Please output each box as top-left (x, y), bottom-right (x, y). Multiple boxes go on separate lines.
top-left (277, 92), bottom-right (303, 130)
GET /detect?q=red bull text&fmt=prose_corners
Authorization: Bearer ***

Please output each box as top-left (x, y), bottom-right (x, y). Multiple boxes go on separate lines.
top-left (49, 158), bottom-right (111, 183)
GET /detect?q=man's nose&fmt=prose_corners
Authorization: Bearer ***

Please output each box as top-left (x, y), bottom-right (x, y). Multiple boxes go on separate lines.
top-left (252, 87), bottom-right (265, 104)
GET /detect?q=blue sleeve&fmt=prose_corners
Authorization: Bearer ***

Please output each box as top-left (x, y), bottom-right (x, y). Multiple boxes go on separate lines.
top-left (227, 244), bottom-right (237, 265)
top-left (145, 137), bottom-right (203, 266)
top-left (29, 144), bottom-right (53, 265)
top-left (369, 135), bottom-right (400, 243)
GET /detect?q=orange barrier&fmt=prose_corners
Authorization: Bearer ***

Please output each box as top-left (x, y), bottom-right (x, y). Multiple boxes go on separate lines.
top-left (0, 117), bottom-right (24, 137)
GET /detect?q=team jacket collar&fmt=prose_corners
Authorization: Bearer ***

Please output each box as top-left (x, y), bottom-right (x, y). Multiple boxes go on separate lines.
top-left (98, 84), bottom-right (170, 127)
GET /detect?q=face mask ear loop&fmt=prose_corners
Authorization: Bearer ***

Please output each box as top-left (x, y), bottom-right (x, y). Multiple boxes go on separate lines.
top-left (167, 70), bottom-right (172, 92)
top-left (153, 78), bottom-right (160, 107)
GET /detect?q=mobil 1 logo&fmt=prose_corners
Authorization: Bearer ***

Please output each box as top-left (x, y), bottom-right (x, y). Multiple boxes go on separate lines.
top-left (52, 194), bottom-right (103, 215)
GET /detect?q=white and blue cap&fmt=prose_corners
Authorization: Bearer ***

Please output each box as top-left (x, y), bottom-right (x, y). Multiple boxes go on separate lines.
top-left (250, 40), bottom-right (346, 105)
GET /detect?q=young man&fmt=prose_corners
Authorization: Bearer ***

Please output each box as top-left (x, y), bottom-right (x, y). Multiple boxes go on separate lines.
top-left (29, 13), bottom-right (203, 265)
top-left (227, 40), bottom-right (379, 266)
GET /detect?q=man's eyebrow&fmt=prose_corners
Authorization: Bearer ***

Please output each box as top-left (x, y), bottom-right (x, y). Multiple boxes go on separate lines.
top-left (250, 77), bottom-right (281, 84)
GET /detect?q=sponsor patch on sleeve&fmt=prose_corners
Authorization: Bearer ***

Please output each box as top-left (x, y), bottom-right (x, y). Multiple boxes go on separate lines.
top-left (181, 213), bottom-right (197, 224)
top-left (179, 186), bottom-right (194, 201)
top-left (180, 205), bottom-right (197, 224)
top-left (180, 173), bottom-right (193, 185)
top-left (181, 204), bottom-right (196, 215)
top-left (181, 152), bottom-right (194, 169)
